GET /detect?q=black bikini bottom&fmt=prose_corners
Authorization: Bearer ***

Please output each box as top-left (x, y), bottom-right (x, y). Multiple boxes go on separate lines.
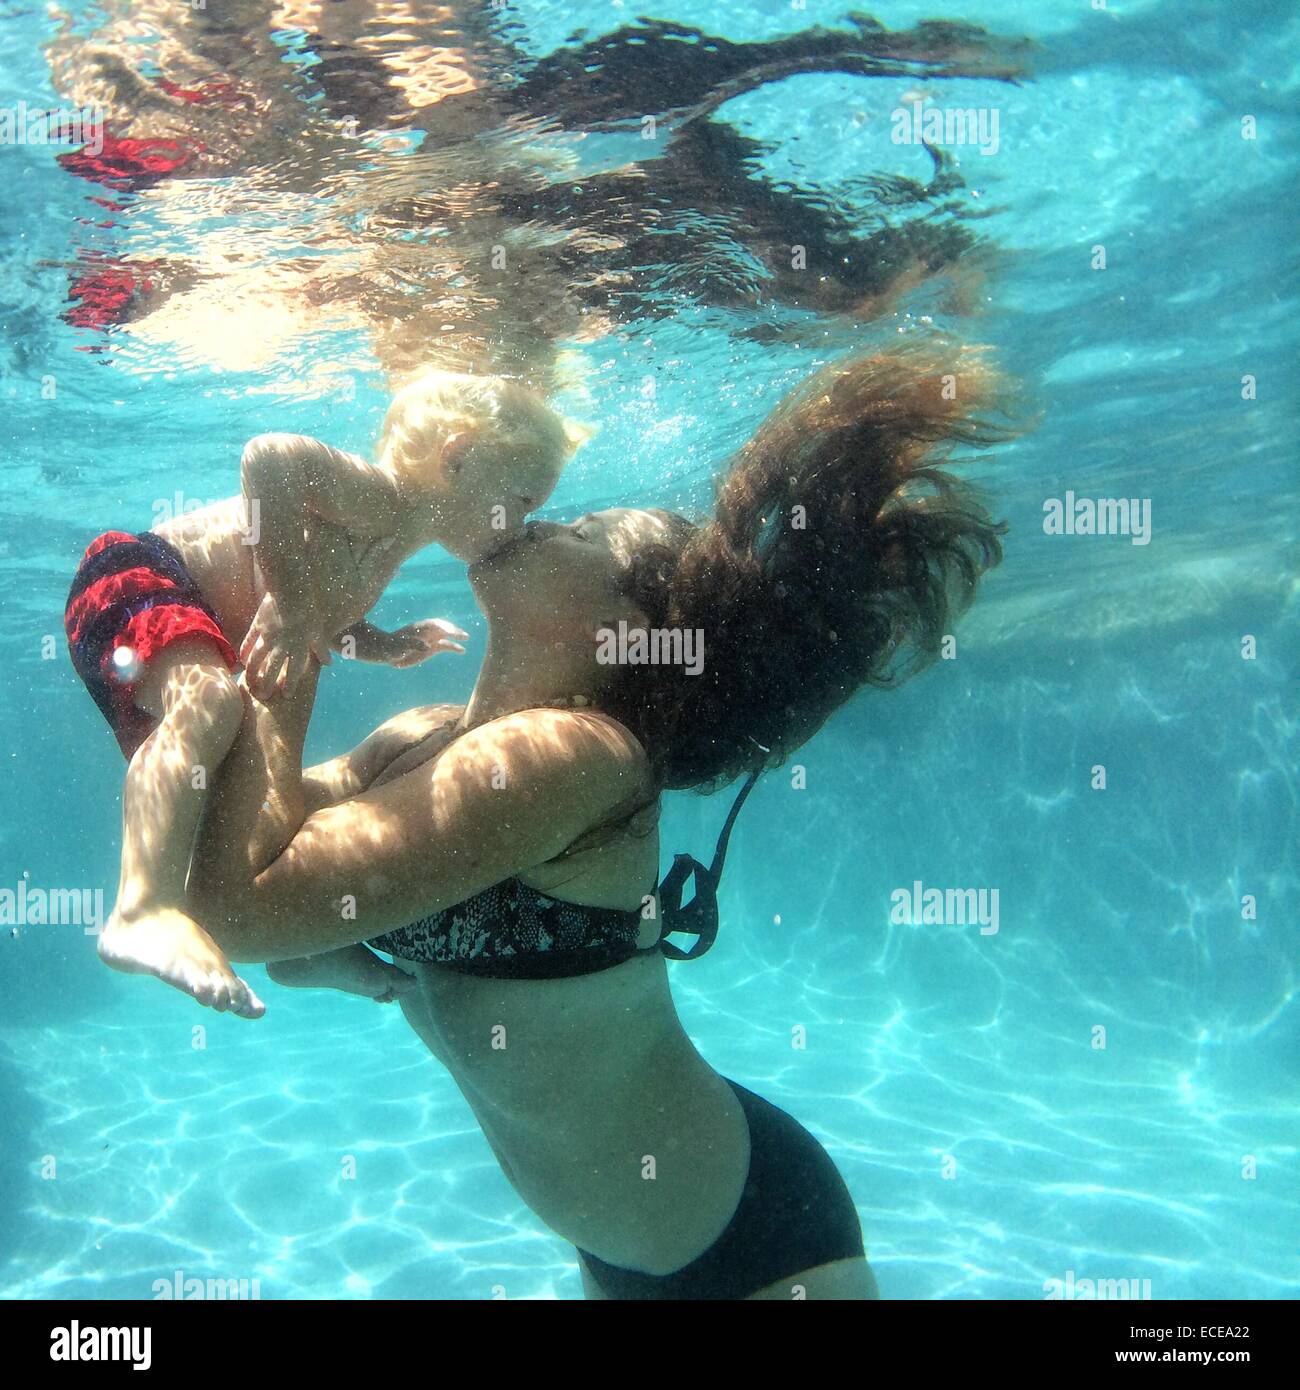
top-left (575, 1078), bottom-right (865, 1300)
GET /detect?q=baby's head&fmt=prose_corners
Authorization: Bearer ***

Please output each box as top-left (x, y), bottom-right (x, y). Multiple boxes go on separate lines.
top-left (377, 370), bottom-right (584, 563)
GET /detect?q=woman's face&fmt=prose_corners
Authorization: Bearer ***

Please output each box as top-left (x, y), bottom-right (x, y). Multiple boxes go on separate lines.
top-left (469, 507), bottom-right (670, 637)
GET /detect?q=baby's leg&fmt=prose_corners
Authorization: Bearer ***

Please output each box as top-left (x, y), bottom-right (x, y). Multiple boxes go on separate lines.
top-left (98, 639), bottom-right (265, 1019)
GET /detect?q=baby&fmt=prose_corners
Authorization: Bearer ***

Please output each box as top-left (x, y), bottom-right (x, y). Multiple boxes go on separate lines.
top-left (64, 371), bottom-right (577, 1017)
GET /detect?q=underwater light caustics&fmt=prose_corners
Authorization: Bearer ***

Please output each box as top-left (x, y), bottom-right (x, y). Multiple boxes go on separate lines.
top-left (46, 9), bottom-right (1030, 388)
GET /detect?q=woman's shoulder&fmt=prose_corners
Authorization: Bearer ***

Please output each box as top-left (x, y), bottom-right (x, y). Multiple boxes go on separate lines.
top-left (444, 707), bottom-right (654, 818)
top-left (474, 706), bottom-right (650, 777)
top-left (493, 711), bottom-right (660, 885)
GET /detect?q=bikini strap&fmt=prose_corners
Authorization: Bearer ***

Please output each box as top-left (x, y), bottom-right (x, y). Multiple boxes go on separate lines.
top-left (657, 765), bottom-right (763, 961)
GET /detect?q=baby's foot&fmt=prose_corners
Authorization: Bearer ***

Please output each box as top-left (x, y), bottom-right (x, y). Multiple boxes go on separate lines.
top-left (98, 907), bottom-right (266, 1020)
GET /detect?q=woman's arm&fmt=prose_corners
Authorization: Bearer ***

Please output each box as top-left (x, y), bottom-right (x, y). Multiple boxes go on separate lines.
top-left (266, 945), bottom-right (415, 1002)
top-left (190, 700), bottom-right (649, 964)
top-left (299, 703), bottom-right (464, 813)
top-left (261, 709), bottom-right (462, 1007)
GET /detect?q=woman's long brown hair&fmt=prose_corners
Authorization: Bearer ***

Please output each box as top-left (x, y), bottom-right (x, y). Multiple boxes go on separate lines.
top-left (607, 341), bottom-right (1016, 791)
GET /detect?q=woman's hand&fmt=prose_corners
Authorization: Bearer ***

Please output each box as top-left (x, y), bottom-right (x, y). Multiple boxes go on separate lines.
top-left (266, 946), bottom-right (417, 1002)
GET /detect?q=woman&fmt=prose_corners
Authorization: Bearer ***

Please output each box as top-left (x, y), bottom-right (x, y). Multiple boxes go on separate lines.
top-left (188, 342), bottom-right (1010, 1299)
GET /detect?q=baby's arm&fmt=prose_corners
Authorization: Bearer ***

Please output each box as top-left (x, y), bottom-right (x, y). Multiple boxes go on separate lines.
top-left (331, 618), bottom-right (467, 668)
top-left (240, 434), bottom-right (406, 696)
top-left (242, 432), bottom-right (404, 587)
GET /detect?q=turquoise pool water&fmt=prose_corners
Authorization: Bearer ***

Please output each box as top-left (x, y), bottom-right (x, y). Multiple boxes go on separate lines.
top-left (0, 0), bottom-right (1296, 1299)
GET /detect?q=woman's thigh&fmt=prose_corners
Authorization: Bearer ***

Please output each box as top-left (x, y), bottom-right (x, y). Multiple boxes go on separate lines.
top-left (748, 1256), bottom-right (881, 1301)
top-left (396, 982), bottom-right (453, 1068)
top-left (577, 1253), bottom-right (879, 1301)
top-left (577, 1255), bottom-right (608, 1301)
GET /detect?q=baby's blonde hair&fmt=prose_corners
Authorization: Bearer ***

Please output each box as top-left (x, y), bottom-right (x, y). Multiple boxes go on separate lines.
top-left (377, 369), bottom-right (591, 488)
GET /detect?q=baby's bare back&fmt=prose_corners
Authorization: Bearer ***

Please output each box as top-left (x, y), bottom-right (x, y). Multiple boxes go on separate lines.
top-left (153, 497), bottom-right (403, 653)
top-left (152, 496), bottom-right (263, 649)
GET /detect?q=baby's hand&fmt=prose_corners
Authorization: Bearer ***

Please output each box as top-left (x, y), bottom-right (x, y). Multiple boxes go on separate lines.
top-left (383, 618), bottom-right (469, 669)
top-left (240, 591), bottom-right (332, 700)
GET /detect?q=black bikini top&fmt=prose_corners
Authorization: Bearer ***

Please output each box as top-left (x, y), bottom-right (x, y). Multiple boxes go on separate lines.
top-left (367, 764), bottom-right (763, 980)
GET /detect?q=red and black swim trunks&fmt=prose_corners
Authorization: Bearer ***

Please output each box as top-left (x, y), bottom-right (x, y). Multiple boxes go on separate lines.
top-left (64, 530), bottom-right (239, 759)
